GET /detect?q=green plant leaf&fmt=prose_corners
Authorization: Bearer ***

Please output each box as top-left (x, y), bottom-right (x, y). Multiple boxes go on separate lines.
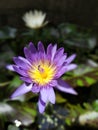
top-left (77, 79), bottom-right (84, 87)
top-left (84, 77), bottom-right (96, 85)
top-left (56, 93), bottom-right (67, 103)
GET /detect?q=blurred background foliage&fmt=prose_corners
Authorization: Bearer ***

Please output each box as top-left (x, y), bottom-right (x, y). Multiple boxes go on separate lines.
top-left (0, 18), bottom-right (98, 130)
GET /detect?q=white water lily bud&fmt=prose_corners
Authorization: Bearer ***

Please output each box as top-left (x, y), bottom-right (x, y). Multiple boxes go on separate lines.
top-left (23, 10), bottom-right (48, 29)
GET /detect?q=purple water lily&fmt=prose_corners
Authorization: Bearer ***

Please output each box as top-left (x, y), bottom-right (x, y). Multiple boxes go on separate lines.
top-left (7, 41), bottom-right (77, 113)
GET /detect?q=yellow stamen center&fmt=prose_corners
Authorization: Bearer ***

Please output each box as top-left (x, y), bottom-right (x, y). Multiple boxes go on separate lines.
top-left (28, 61), bottom-right (56, 86)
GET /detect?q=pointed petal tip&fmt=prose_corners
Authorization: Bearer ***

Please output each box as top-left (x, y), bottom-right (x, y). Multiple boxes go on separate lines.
top-left (10, 94), bottom-right (16, 99)
top-left (72, 54), bottom-right (77, 60)
top-left (38, 41), bottom-right (45, 53)
top-left (29, 41), bottom-right (33, 45)
top-left (24, 47), bottom-right (27, 51)
top-left (71, 90), bottom-right (78, 95)
top-left (10, 83), bottom-right (32, 99)
top-left (38, 98), bottom-right (46, 114)
top-left (71, 54), bottom-right (77, 59)
top-left (28, 42), bottom-right (35, 48)
top-left (73, 53), bottom-right (77, 57)
top-left (38, 41), bottom-right (42, 43)
top-left (6, 65), bottom-right (15, 71)
top-left (39, 108), bottom-right (45, 114)
top-left (10, 91), bottom-right (21, 99)
top-left (13, 56), bottom-right (17, 60)
top-left (65, 64), bottom-right (78, 72)
top-left (38, 41), bottom-right (43, 47)
top-left (56, 79), bottom-right (78, 95)
top-left (66, 53), bottom-right (77, 65)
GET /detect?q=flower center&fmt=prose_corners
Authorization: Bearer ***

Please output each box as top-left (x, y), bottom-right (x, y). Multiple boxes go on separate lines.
top-left (38, 65), bottom-right (48, 79)
top-left (28, 61), bottom-right (56, 86)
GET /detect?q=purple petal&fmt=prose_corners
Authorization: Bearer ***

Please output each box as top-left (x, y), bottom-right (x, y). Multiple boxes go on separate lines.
top-left (47, 44), bottom-right (52, 54)
top-left (65, 54), bottom-right (76, 64)
top-left (55, 64), bottom-right (77, 78)
top-left (54, 47), bottom-right (66, 62)
top-left (40, 88), bottom-right (48, 103)
top-left (20, 76), bottom-right (32, 83)
top-left (40, 87), bottom-right (55, 104)
top-left (54, 47), bottom-right (64, 59)
top-left (49, 80), bottom-right (57, 86)
top-left (13, 66), bottom-right (28, 77)
top-left (55, 66), bottom-right (67, 78)
top-left (55, 54), bottom-right (67, 67)
top-left (38, 97), bottom-right (46, 113)
top-left (38, 41), bottom-right (45, 53)
top-left (29, 42), bottom-right (37, 53)
top-left (65, 64), bottom-right (77, 72)
top-left (6, 65), bottom-right (15, 71)
top-left (38, 51), bottom-right (46, 61)
top-left (48, 87), bottom-right (55, 104)
top-left (56, 79), bottom-right (77, 95)
top-left (24, 47), bottom-right (33, 63)
top-left (13, 57), bottom-right (31, 69)
top-left (51, 44), bottom-right (57, 61)
top-left (11, 83), bottom-right (32, 98)
top-left (32, 84), bottom-right (40, 93)
top-left (47, 44), bottom-right (53, 59)
top-left (18, 56), bottom-right (32, 66)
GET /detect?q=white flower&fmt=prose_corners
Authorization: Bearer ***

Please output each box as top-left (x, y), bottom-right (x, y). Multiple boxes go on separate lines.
top-left (23, 10), bottom-right (48, 29)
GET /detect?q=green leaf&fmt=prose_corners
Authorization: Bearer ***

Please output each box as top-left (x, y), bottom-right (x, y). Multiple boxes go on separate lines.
top-left (83, 102), bottom-right (93, 110)
top-left (56, 93), bottom-right (67, 103)
top-left (65, 118), bottom-right (71, 126)
top-left (84, 77), bottom-right (96, 85)
top-left (9, 76), bottom-right (22, 88)
top-left (76, 79), bottom-right (84, 87)
top-left (23, 105), bottom-right (37, 117)
top-left (92, 100), bottom-right (98, 111)
top-left (66, 66), bottom-right (98, 87)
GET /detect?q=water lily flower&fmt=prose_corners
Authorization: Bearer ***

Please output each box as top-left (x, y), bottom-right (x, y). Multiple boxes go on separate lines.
top-left (7, 41), bottom-right (77, 113)
top-left (22, 10), bottom-right (48, 29)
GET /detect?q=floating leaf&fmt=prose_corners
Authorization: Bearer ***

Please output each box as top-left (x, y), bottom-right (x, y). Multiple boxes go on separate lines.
top-left (65, 67), bottom-right (98, 87)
